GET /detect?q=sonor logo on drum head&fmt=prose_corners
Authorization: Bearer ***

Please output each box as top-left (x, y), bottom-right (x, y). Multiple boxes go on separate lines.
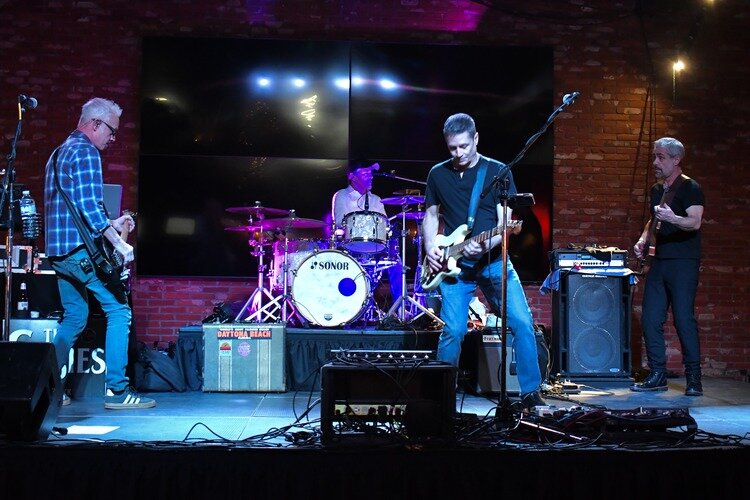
top-left (310, 260), bottom-right (350, 271)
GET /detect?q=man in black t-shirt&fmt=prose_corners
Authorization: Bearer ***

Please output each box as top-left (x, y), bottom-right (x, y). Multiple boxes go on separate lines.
top-left (632, 137), bottom-right (705, 396)
top-left (423, 113), bottom-right (545, 409)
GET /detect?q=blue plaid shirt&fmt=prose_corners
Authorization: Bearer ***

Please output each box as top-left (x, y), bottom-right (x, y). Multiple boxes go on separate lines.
top-left (44, 130), bottom-right (111, 257)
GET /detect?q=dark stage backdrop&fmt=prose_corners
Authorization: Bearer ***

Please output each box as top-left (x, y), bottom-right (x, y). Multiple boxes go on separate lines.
top-left (138, 37), bottom-right (553, 281)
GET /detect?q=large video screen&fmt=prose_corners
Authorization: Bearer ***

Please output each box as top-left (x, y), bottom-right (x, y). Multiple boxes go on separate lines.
top-left (138, 38), bottom-right (553, 281)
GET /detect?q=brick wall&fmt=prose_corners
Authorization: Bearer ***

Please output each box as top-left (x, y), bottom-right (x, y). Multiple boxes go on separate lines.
top-left (1, 0), bottom-right (748, 377)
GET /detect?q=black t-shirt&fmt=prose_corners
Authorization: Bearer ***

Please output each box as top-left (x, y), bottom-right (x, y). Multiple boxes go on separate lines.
top-left (425, 155), bottom-right (517, 261)
top-left (650, 175), bottom-right (704, 259)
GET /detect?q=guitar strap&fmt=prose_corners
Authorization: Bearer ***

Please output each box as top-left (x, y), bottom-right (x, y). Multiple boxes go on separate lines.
top-left (466, 158), bottom-right (488, 233)
top-left (51, 147), bottom-right (117, 280)
top-left (660, 174), bottom-right (686, 206)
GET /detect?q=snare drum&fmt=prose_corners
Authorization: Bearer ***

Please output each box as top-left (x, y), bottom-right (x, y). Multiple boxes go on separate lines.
top-left (291, 250), bottom-right (369, 327)
top-left (270, 239), bottom-right (328, 291)
top-left (342, 211), bottom-right (388, 254)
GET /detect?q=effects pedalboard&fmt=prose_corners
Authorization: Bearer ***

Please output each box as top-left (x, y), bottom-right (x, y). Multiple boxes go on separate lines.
top-left (329, 349), bottom-right (435, 364)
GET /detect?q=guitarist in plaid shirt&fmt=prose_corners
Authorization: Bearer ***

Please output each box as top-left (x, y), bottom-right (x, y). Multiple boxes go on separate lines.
top-left (44, 98), bottom-right (155, 409)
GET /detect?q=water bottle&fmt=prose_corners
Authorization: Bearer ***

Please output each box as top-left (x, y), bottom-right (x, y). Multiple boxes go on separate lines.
top-left (19, 190), bottom-right (41, 239)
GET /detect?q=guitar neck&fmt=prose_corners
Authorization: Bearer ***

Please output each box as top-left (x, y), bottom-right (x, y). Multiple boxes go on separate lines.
top-left (447, 225), bottom-right (504, 259)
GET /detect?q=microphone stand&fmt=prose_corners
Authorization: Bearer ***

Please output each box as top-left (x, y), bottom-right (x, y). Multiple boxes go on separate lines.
top-left (2, 99), bottom-right (30, 340)
top-left (486, 93), bottom-right (579, 424)
top-left (481, 92), bottom-right (579, 200)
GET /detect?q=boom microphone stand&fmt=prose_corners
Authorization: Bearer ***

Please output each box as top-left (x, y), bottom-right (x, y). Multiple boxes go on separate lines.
top-left (2, 95), bottom-right (37, 340)
top-left (484, 92), bottom-right (581, 423)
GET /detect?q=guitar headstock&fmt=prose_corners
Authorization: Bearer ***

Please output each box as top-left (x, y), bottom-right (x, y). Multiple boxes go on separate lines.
top-left (122, 209), bottom-right (138, 222)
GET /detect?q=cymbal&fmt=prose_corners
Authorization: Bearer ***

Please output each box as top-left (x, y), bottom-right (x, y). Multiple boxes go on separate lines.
top-left (389, 211), bottom-right (426, 221)
top-left (225, 205), bottom-right (288, 217)
top-left (225, 217), bottom-right (326, 231)
top-left (381, 195), bottom-right (425, 206)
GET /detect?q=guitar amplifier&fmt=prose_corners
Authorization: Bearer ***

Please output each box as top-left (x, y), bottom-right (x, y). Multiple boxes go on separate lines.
top-left (550, 247), bottom-right (627, 270)
top-left (202, 323), bottom-right (286, 392)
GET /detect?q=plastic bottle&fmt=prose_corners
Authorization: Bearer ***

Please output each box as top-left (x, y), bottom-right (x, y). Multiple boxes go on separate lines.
top-left (19, 190), bottom-right (40, 239)
top-left (16, 278), bottom-right (30, 318)
top-left (19, 190), bottom-right (36, 218)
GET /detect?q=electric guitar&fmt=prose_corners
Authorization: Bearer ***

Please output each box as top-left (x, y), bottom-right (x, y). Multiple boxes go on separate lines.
top-left (639, 175), bottom-right (686, 274)
top-left (639, 216), bottom-right (659, 275)
top-left (420, 220), bottom-right (522, 291)
top-left (96, 210), bottom-right (136, 298)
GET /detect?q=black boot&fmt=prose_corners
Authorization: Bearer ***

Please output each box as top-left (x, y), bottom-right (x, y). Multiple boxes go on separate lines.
top-left (685, 371), bottom-right (703, 396)
top-left (630, 370), bottom-right (668, 392)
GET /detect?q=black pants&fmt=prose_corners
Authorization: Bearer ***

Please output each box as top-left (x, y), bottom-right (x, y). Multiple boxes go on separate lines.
top-left (641, 258), bottom-right (701, 372)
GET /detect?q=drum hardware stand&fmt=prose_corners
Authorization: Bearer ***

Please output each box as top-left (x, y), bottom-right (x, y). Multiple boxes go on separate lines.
top-left (386, 205), bottom-right (443, 326)
top-left (235, 241), bottom-right (284, 323)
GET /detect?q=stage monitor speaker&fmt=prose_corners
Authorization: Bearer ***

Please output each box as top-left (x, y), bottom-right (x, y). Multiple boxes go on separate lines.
top-left (0, 341), bottom-right (62, 441)
top-left (460, 326), bottom-right (550, 395)
top-left (320, 361), bottom-right (456, 446)
top-left (552, 272), bottom-right (631, 378)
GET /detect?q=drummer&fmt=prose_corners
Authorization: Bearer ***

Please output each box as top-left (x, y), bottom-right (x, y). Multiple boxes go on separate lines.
top-left (331, 160), bottom-right (403, 304)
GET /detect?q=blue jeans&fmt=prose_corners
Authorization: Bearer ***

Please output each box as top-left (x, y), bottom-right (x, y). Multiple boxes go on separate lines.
top-left (641, 258), bottom-right (701, 372)
top-left (50, 247), bottom-right (131, 392)
top-left (438, 258), bottom-right (541, 395)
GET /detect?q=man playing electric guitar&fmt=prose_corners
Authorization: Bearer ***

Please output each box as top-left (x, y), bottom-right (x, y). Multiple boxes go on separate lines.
top-left (44, 98), bottom-right (155, 410)
top-left (631, 137), bottom-right (704, 396)
top-left (422, 113), bottom-right (546, 410)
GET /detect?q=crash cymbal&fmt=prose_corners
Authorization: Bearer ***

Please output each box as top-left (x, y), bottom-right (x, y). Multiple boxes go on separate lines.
top-left (248, 217), bottom-right (327, 230)
top-left (225, 204), bottom-right (288, 217)
top-left (381, 195), bottom-right (425, 206)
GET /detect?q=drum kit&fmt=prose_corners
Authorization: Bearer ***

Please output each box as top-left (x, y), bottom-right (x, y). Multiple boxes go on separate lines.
top-left (224, 197), bottom-right (442, 328)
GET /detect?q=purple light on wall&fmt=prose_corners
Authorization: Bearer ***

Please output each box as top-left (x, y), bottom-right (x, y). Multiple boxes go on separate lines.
top-left (244, 0), bottom-right (487, 32)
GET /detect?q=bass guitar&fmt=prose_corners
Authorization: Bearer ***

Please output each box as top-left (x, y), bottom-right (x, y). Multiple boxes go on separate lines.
top-left (420, 220), bottom-right (521, 291)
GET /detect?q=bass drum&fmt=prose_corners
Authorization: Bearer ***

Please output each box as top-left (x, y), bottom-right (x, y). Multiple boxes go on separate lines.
top-left (291, 250), bottom-right (369, 327)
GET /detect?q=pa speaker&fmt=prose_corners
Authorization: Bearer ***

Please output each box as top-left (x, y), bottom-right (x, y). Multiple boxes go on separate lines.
top-left (0, 341), bottom-right (62, 441)
top-left (552, 273), bottom-right (631, 378)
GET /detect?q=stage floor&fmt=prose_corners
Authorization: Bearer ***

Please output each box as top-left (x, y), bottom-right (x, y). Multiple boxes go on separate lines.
top-left (51, 376), bottom-right (750, 444)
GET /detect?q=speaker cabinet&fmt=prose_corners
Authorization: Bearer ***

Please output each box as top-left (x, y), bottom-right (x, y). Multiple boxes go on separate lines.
top-left (0, 341), bottom-right (62, 441)
top-left (552, 272), bottom-right (631, 378)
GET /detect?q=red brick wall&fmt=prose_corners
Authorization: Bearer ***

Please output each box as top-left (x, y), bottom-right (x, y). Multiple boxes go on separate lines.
top-left (1, 1), bottom-right (748, 378)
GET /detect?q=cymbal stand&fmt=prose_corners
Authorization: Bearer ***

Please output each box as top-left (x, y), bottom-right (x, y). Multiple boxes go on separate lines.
top-left (406, 215), bottom-right (443, 325)
top-left (235, 240), bottom-right (282, 322)
top-left (386, 205), bottom-right (443, 326)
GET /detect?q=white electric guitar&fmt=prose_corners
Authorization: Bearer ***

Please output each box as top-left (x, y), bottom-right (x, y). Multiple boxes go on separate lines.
top-left (420, 220), bottom-right (522, 291)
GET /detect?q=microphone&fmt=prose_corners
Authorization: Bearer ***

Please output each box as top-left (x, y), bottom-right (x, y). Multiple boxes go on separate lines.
top-left (373, 170), bottom-right (395, 178)
top-left (19, 94), bottom-right (38, 109)
top-left (563, 92), bottom-right (580, 106)
top-left (364, 190), bottom-right (370, 211)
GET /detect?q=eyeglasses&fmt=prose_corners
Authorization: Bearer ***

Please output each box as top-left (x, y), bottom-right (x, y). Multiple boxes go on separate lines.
top-left (95, 119), bottom-right (117, 138)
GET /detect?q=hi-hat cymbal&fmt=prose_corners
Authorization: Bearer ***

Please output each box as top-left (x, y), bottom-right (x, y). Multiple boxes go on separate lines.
top-left (389, 211), bottom-right (426, 221)
top-left (381, 195), bottom-right (425, 206)
top-left (225, 217), bottom-right (326, 231)
top-left (225, 205), bottom-right (288, 217)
